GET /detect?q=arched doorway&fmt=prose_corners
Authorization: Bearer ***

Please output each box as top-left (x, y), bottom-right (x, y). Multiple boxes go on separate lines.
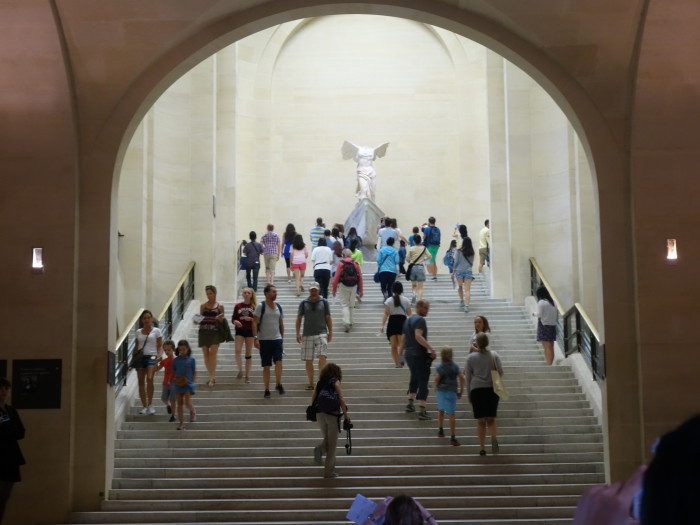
top-left (77, 1), bottom-right (637, 514)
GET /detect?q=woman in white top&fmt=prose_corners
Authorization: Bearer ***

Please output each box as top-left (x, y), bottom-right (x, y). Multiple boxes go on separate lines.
top-left (311, 238), bottom-right (333, 299)
top-left (379, 281), bottom-right (412, 367)
top-left (535, 285), bottom-right (558, 365)
top-left (134, 309), bottom-right (163, 415)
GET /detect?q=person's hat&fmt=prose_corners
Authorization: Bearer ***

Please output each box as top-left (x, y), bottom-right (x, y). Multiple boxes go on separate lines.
top-left (309, 282), bottom-right (321, 290)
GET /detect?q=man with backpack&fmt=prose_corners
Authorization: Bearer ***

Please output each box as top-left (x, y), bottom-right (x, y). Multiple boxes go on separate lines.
top-left (296, 282), bottom-right (333, 389)
top-left (332, 249), bottom-right (363, 333)
top-left (252, 284), bottom-right (285, 398)
top-left (422, 217), bottom-right (441, 281)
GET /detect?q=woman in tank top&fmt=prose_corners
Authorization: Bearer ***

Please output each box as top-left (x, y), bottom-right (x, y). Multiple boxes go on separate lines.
top-left (196, 285), bottom-right (224, 387)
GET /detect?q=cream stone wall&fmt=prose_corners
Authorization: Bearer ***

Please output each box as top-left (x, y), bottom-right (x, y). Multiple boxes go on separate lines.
top-left (117, 14), bottom-right (601, 329)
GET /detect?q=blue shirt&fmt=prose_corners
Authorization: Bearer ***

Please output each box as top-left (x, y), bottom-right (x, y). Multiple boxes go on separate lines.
top-left (376, 246), bottom-right (399, 273)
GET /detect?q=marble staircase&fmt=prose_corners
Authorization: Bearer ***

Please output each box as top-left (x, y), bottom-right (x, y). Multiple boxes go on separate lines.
top-left (69, 271), bottom-right (603, 524)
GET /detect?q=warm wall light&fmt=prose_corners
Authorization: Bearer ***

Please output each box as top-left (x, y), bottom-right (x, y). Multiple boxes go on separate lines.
top-left (666, 238), bottom-right (678, 261)
top-left (32, 247), bottom-right (44, 273)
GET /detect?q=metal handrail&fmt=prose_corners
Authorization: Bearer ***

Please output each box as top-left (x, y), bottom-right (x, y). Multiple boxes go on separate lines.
top-left (529, 258), bottom-right (605, 380)
top-left (111, 262), bottom-right (196, 392)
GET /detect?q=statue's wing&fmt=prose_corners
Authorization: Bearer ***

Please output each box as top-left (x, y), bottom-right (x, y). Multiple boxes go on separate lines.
top-left (341, 140), bottom-right (360, 160)
top-left (373, 142), bottom-right (390, 159)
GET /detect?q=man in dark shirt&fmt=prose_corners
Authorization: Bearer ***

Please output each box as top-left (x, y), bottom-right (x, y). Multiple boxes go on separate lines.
top-left (401, 300), bottom-right (437, 420)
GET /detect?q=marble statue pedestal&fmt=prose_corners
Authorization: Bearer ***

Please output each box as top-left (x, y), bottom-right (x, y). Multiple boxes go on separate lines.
top-left (344, 198), bottom-right (384, 262)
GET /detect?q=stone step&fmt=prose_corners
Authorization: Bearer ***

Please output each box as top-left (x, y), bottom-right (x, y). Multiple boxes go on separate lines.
top-left (74, 283), bottom-right (603, 525)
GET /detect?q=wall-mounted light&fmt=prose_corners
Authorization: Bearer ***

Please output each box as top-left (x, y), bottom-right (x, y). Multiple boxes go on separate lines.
top-left (666, 238), bottom-right (678, 261)
top-left (32, 247), bottom-right (44, 274)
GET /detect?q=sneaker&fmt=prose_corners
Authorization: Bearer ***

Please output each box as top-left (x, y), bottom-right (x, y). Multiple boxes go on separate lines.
top-left (264, 389), bottom-right (271, 398)
top-left (459, 300), bottom-right (465, 308)
top-left (189, 410), bottom-right (196, 422)
top-left (169, 416), bottom-right (176, 422)
top-left (450, 438), bottom-right (461, 447)
top-left (245, 377), bottom-right (251, 384)
top-left (431, 276), bottom-right (437, 281)
top-left (464, 305), bottom-right (469, 313)
top-left (479, 449), bottom-right (487, 456)
top-left (177, 423), bottom-right (186, 431)
top-left (306, 384), bottom-right (315, 390)
top-left (237, 371), bottom-right (243, 379)
top-left (491, 437), bottom-right (500, 455)
top-left (418, 410), bottom-right (432, 420)
top-left (276, 384), bottom-right (286, 395)
top-left (288, 279), bottom-right (292, 283)
top-left (344, 324), bottom-right (350, 333)
top-left (405, 400), bottom-right (416, 413)
top-left (139, 407), bottom-right (149, 415)
top-left (313, 445), bottom-right (323, 465)
top-left (437, 429), bottom-right (445, 438)
top-left (147, 405), bottom-right (156, 415)
top-left (300, 285), bottom-right (305, 292)
top-left (323, 472), bottom-right (339, 479)
top-left (166, 405), bottom-right (172, 415)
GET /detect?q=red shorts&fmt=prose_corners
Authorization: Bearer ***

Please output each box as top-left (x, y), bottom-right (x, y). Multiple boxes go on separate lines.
top-left (291, 262), bottom-right (306, 271)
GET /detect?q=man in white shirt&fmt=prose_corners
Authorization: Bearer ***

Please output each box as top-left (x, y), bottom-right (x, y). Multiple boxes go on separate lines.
top-left (478, 219), bottom-right (490, 273)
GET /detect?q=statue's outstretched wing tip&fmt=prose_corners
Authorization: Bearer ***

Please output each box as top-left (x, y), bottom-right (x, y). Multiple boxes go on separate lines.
top-left (374, 142), bottom-right (390, 158)
top-left (341, 140), bottom-right (359, 159)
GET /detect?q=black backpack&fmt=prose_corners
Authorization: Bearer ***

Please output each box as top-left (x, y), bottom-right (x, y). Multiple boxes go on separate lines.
top-left (316, 379), bottom-right (341, 413)
top-left (339, 260), bottom-right (360, 286)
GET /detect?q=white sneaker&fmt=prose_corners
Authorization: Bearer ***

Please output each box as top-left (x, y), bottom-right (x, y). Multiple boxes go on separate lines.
top-left (139, 407), bottom-right (149, 415)
top-left (147, 405), bottom-right (156, 415)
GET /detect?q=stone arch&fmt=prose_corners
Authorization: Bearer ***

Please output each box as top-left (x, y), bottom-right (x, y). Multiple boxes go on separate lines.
top-left (77, 1), bottom-right (636, 502)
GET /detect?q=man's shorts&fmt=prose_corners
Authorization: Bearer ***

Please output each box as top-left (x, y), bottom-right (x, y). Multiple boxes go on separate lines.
top-left (300, 334), bottom-right (328, 360)
top-left (427, 244), bottom-right (439, 263)
top-left (264, 254), bottom-right (278, 272)
top-left (479, 247), bottom-right (488, 266)
top-left (259, 339), bottom-right (284, 367)
top-left (161, 383), bottom-right (177, 403)
top-left (436, 390), bottom-right (458, 415)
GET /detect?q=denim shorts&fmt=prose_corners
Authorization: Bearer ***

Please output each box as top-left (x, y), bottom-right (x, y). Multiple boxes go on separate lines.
top-left (455, 270), bottom-right (473, 280)
top-left (136, 354), bottom-right (157, 370)
top-left (437, 390), bottom-right (458, 415)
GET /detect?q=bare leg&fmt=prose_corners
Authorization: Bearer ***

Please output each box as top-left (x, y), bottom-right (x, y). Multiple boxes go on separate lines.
top-left (486, 417), bottom-right (498, 440)
top-left (184, 391), bottom-right (194, 415)
top-left (543, 341), bottom-right (554, 365)
top-left (137, 369), bottom-right (148, 408)
top-left (244, 338), bottom-right (254, 380)
top-left (305, 360), bottom-right (315, 386)
top-left (477, 418), bottom-right (487, 450)
top-left (457, 279), bottom-right (465, 302)
top-left (389, 334), bottom-right (400, 366)
top-left (203, 344), bottom-right (219, 384)
top-left (463, 278), bottom-right (473, 307)
top-left (275, 359), bottom-right (283, 385)
top-left (177, 393), bottom-right (184, 424)
top-left (438, 410), bottom-right (445, 430)
top-left (416, 281), bottom-right (424, 301)
top-left (449, 413), bottom-right (457, 436)
top-left (318, 354), bottom-right (327, 376)
top-left (262, 366), bottom-right (271, 390)
top-left (294, 268), bottom-right (301, 295)
top-left (235, 336), bottom-right (244, 375)
top-left (146, 366), bottom-right (156, 406)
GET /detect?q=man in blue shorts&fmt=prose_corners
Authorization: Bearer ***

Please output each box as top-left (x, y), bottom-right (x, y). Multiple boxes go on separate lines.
top-left (253, 284), bottom-right (285, 398)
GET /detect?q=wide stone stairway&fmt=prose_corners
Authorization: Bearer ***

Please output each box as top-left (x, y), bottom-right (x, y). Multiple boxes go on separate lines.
top-left (71, 272), bottom-right (603, 524)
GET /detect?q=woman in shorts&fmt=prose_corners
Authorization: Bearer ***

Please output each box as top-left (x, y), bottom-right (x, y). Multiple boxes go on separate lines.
top-left (405, 233), bottom-right (431, 304)
top-left (379, 281), bottom-right (411, 367)
top-left (290, 234), bottom-right (309, 297)
top-left (232, 287), bottom-right (257, 383)
top-left (535, 285), bottom-right (558, 365)
top-left (465, 332), bottom-right (503, 456)
top-left (134, 309), bottom-right (163, 415)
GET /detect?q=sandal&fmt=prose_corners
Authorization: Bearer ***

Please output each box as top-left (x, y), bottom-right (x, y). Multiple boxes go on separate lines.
top-left (306, 384), bottom-right (315, 390)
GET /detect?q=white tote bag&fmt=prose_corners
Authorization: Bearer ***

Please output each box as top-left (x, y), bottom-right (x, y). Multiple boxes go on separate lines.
top-left (491, 353), bottom-right (509, 401)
